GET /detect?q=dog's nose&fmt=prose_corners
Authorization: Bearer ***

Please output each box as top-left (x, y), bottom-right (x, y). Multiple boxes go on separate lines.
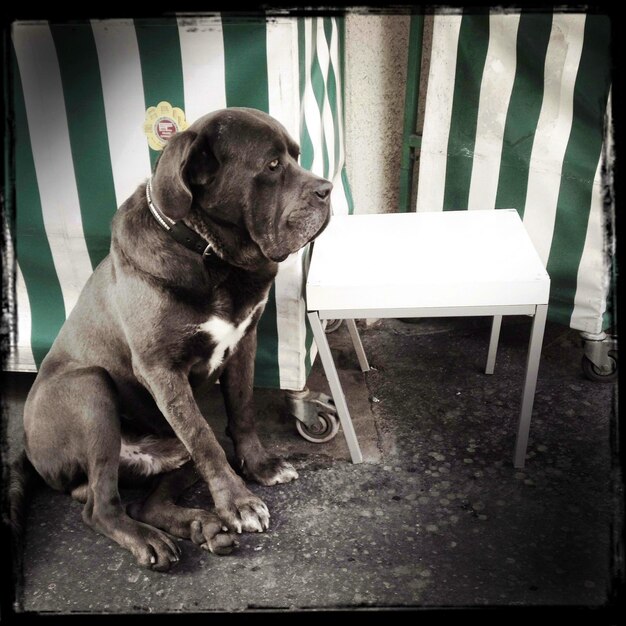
top-left (314, 181), bottom-right (333, 200)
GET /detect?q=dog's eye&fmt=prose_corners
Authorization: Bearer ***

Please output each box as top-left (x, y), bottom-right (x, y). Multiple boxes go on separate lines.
top-left (268, 159), bottom-right (280, 171)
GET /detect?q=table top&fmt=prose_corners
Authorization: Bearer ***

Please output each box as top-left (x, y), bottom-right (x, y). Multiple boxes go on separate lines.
top-left (306, 210), bottom-right (550, 313)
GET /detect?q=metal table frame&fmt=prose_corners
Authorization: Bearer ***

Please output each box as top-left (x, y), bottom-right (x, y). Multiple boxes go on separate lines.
top-left (307, 305), bottom-right (548, 468)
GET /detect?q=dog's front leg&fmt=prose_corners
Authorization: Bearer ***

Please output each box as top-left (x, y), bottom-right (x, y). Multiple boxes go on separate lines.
top-left (220, 328), bottom-right (299, 486)
top-left (136, 366), bottom-right (270, 534)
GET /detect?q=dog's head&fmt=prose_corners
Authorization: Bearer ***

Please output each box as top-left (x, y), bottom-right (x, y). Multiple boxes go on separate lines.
top-left (150, 108), bottom-right (332, 263)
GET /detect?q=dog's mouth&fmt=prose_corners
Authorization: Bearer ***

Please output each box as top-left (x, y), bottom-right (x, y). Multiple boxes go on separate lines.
top-left (264, 211), bottom-right (329, 263)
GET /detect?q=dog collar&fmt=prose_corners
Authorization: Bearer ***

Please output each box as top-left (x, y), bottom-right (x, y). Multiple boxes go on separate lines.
top-left (146, 178), bottom-right (214, 258)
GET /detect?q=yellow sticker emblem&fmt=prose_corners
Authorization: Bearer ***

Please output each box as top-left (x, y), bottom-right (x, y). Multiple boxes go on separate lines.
top-left (143, 101), bottom-right (189, 151)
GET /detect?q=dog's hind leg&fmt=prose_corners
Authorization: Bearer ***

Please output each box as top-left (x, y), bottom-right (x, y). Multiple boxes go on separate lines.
top-left (25, 367), bottom-right (182, 571)
top-left (127, 463), bottom-right (236, 555)
top-left (80, 413), bottom-right (184, 571)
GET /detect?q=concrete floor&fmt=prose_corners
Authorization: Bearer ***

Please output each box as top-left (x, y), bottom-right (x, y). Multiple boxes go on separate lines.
top-left (2, 316), bottom-right (623, 616)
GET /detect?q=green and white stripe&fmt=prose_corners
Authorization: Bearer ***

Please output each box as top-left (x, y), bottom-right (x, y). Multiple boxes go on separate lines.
top-left (522, 14), bottom-right (586, 265)
top-left (13, 24), bottom-right (95, 315)
top-left (466, 13), bottom-right (520, 210)
top-left (8, 16), bottom-right (351, 388)
top-left (415, 11), bottom-right (612, 332)
top-left (91, 19), bottom-right (152, 207)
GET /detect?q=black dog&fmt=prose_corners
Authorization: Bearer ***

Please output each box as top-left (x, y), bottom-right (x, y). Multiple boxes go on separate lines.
top-left (17, 108), bottom-right (332, 571)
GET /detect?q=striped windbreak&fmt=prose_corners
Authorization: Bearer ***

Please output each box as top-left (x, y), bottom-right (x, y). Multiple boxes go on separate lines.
top-left (7, 16), bottom-right (352, 389)
top-left (415, 11), bottom-right (612, 333)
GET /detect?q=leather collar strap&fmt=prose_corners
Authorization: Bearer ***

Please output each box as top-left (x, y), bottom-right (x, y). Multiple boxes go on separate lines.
top-left (146, 178), bottom-right (214, 258)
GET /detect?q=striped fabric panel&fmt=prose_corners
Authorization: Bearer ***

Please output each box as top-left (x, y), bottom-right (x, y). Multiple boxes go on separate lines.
top-left (91, 19), bottom-right (152, 208)
top-left (494, 12), bottom-right (553, 217)
top-left (267, 18), bottom-right (309, 391)
top-left (545, 15), bottom-right (611, 328)
top-left (49, 22), bottom-right (118, 270)
top-left (11, 36), bottom-right (67, 368)
top-left (9, 16), bottom-right (352, 386)
top-left (299, 16), bottom-right (352, 373)
top-left (522, 14), bottom-right (587, 266)
top-left (220, 15), bottom-right (281, 389)
top-left (415, 11), bottom-right (612, 333)
top-left (12, 24), bottom-right (94, 320)
top-left (177, 16), bottom-right (227, 122)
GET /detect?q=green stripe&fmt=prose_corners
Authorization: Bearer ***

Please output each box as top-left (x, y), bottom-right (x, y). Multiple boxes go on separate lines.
top-left (442, 11), bottom-right (490, 210)
top-left (336, 17), bottom-right (354, 215)
top-left (134, 18), bottom-right (185, 171)
top-left (546, 14), bottom-right (611, 327)
top-left (324, 18), bottom-right (341, 174)
top-left (221, 15), bottom-right (269, 111)
top-left (494, 12), bottom-right (552, 217)
top-left (12, 44), bottom-right (66, 367)
top-left (49, 22), bottom-right (117, 270)
top-left (341, 166), bottom-right (354, 215)
top-left (221, 14), bottom-right (280, 389)
top-left (310, 18), bottom-right (330, 179)
top-left (298, 18), bottom-right (314, 172)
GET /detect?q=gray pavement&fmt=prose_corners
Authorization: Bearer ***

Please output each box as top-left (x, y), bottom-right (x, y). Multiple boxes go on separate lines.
top-left (2, 316), bottom-right (622, 615)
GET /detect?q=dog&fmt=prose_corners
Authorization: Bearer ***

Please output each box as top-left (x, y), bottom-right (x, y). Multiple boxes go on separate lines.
top-left (15, 107), bottom-right (332, 572)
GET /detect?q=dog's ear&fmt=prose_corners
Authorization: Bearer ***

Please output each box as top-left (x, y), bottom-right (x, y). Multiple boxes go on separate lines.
top-left (151, 130), bottom-right (199, 221)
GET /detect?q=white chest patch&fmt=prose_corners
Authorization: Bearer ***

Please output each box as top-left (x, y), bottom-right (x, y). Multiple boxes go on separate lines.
top-left (199, 298), bottom-right (267, 372)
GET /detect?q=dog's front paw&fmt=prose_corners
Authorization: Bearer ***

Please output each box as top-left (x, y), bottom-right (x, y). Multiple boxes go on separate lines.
top-left (190, 517), bottom-right (237, 555)
top-left (214, 489), bottom-right (270, 534)
top-left (244, 456), bottom-right (299, 486)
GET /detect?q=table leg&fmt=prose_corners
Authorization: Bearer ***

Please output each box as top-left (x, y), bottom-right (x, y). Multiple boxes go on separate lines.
top-left (514, 304), bottom-right (548, 468)
top-left (346, 319), bottom-right (370, 372)
top-left (308, 311), bottom-right (364, 464)
top-left (485, 315), bottom-right (502, 375)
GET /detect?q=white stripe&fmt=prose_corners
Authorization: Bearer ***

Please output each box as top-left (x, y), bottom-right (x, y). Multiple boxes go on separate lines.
top-left (177, 15), bottom-right (227, 124)
top-left (569, 155), bottom-right (606, 333)
top-left (570, 93), bottom-right (611, 334)
top-left (467, 13), bottom-right (521, 210)
top-left (415, 14), bottom-right (463, 212)
top-left (91, 19), bottom-right (152, 208)
top-left (274, 250), bottom-right (309, 390)
top-left (522, 14), bottom-right (586, 265)
top-left (267, 18), bottom-right (300, 144)
top-left (316, 18), bottom-right (336, 181)
top-left (328, 18), bottom-right (349, 215)
top-left (12, 23), bottom-right (94, 318)
top-left (14, 262), bottom-right (36, 371)
top-left (268, 19), bottom-right (308, 390)
top-left (302, 18), bottom-right (324, 179)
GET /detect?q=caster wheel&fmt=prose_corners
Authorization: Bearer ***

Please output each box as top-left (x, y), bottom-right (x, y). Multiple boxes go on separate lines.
top-left (581, 354), bottom-right (617, 383)
top-left (324, 319), bottom-right (343, 333)
top-left (296, 412), bottom-right (340, 443)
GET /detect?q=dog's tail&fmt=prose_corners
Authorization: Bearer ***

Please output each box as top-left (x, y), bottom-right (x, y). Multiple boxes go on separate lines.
top-left (5, 449), bottom-right (38, 612)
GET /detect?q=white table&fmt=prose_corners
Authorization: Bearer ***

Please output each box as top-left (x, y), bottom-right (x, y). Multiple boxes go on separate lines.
top-left (306, 210), bottom-right (550, 468)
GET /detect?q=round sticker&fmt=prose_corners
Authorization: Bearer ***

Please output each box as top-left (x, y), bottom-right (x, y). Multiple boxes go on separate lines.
top-left (143, 101), bottom-right (189, 151)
